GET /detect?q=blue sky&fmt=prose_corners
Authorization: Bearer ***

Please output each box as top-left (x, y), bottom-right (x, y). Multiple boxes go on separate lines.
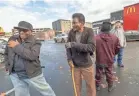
top-left (0, 0), bottom-right (138, 31)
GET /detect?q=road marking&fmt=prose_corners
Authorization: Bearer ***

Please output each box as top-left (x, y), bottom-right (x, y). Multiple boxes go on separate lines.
top-left (5, 88), bottom-right (15, 95)
top-left (0, 88), bottom-right (15, 96)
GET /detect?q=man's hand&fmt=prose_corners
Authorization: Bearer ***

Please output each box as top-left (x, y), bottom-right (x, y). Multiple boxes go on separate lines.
top-left (0, 93), bottom-right (6, 96)
top-left (68, 60), bottom-right (74, 68)
top-left (8, 40), bottom-right (19, 48)
top-left (65, 42), bottom-right (72, 49)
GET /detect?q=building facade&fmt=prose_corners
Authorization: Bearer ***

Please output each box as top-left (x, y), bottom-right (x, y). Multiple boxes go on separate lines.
top-left (92, 19), bottom-right (110, 35)
top-left (35, 29), bottom-right (55, 40)
top-left (12, 28), bottom-right (55, 40)
top-left (52, 19), bottom-right (92, 34)
top-left (110, 10), bottom-right (123, 22)
top-left (52, 19), bottom-right (72, 34)
top-left (33, 28), bottom-right (52, 36)
top-left (85, 22), bottom-right (93, 28)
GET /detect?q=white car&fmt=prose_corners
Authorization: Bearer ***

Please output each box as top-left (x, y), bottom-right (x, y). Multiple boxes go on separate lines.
top-left (54, 34), bottom-right (68, 43)
top-left (0, 38), bottom-right (8, 63)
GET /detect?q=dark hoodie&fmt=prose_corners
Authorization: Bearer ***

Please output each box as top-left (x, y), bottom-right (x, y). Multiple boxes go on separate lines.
top-left (95, 33), bottom-right (120, 66)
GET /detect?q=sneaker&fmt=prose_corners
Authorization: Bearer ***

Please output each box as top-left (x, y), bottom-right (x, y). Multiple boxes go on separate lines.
top-left (108, 85), bottom-right (116, 92)
top-left (96, 85), bottom-right (101, 91)
top-left (118, 64), bottom-right (124, 68)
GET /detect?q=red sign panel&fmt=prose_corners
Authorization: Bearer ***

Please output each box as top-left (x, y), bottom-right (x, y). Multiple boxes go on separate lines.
top-left (0, 32), bottom-right (5, 36)
top-left (123, 3), bottom-right (139, 31)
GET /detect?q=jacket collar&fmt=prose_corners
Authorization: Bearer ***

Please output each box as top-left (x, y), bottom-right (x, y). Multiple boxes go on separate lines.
top-left (71, 27), bottom-right (87, 42)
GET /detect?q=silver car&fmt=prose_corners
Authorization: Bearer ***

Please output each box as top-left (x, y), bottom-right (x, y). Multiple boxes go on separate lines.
top-left (124, 31), bottom-right (139, 41)
top-left (54, 34), bottom-right (68, 43)
top-left (0, 38), bottom-right (8, 63)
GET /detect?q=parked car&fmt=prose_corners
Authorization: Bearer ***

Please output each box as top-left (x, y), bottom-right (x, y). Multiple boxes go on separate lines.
top-left (0, 38), bottom-right (8, 63)
top-left (124, 31), bottom-right (139, 41)
top-left (36, 38), bottom-right (45, 42)
top-left (54, 34), bottom-right (68, 43)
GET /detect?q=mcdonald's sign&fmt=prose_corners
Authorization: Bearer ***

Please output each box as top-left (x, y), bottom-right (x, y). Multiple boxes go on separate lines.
top-left (127, 6), bottom-right (136, 14)
top-left (123, 3), bottom-right (139, 31)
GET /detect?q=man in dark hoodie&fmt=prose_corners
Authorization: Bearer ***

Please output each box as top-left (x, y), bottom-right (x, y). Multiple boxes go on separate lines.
top-left (65, 13), bottom-right (96, 96)
top-left (4, 21), bottom-right (56, 96)
top-left (95, 22), bottom-right (120, 92)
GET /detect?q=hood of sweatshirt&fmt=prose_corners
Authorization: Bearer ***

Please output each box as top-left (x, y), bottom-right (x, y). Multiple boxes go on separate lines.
top-left (99, 33), bottom-right (112, 42)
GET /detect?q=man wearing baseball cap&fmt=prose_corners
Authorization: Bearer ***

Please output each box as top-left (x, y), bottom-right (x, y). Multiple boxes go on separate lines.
top-left (4, 21), bottom-right (56, 96)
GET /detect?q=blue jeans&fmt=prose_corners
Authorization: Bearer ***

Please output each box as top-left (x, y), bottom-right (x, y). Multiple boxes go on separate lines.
top-left (10, 73), bottom-right (56, 96)
top-left (114, 48), bottom-right (124, 65)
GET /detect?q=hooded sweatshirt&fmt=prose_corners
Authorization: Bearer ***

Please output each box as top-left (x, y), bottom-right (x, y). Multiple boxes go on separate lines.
top-left (112, 28), bottom-right (126, 48)
top-left (95, 33), bottom-right (120, 66)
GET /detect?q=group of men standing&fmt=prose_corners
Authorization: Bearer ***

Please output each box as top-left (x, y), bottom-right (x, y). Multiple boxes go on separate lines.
top-left (66, 13), bottom-right (126, 96)
top-left (3, 13), bottom-right (126, 96)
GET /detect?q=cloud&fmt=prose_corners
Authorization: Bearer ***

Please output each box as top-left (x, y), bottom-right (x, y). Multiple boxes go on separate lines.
top-left (43, 0), bottom-right (139, 22)
top-left (0, 0), bottom-right (31, 7)
top-left (0, 6), bottom-right (53, 32)
top-left (0, 0), bottom-right (138, 31)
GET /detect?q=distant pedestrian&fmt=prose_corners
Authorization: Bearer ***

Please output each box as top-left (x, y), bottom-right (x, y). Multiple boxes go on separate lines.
top-left (65, 13), bottom-right (96, 96)
top-left (95, 22), bottom-right (120, 92)
top-left (4, 21), bottom-right (56, 96)
top-left (112, 21), bottom-right (126, 67)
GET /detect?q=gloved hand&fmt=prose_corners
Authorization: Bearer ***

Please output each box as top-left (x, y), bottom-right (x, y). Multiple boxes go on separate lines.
top-left (68, 60), bottom-right (74, 68)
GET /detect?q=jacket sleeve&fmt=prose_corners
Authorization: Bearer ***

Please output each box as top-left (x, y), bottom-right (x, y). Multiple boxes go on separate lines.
top-left (66, 31), bottom-right (72, 61)
top-left (71, 28), bottom-right (96, 53)
top-left (13, 41), bottom-right (41, 61)
top-left (115, 38), bottom-right (121, 55)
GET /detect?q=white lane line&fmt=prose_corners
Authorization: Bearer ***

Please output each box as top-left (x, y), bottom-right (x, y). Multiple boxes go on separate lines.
top-left (5, 88), bottom-right (15, 95)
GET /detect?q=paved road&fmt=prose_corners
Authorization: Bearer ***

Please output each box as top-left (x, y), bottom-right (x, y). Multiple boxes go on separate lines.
top-left (0, 41), bottom-right (139, 96)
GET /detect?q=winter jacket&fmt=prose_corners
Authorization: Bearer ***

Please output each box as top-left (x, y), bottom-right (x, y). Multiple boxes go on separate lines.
top-left (4, 35), bottom-right (42, 78)
top-left (66, 27), bottom-right (96, 68)
top-left (95, 33), bottom-right (120, 66)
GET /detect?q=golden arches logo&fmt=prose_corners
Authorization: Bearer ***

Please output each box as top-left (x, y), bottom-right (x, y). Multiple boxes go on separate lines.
top-left (127, 6), bottom-right (136, 14)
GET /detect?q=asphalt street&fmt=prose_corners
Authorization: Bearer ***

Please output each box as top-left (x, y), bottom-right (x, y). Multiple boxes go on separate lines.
top-left (0, 41), bottom-right (139, 96)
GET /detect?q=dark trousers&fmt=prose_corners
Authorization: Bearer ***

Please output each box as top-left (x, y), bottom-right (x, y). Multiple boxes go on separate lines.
top-left (95, 65), bottom-right (113, 86)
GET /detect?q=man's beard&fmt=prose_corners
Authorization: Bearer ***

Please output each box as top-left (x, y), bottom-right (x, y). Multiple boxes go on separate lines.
top-left (73, 26), bottom-right (81, 31)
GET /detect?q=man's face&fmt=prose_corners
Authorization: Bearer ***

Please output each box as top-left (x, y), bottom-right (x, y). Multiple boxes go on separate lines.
top-left (115, 22), bottom-right (122, 29)
top-left (18, 29), bottom-right (32, 40)
top-left (72, 18), bottom-right (83, 31)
